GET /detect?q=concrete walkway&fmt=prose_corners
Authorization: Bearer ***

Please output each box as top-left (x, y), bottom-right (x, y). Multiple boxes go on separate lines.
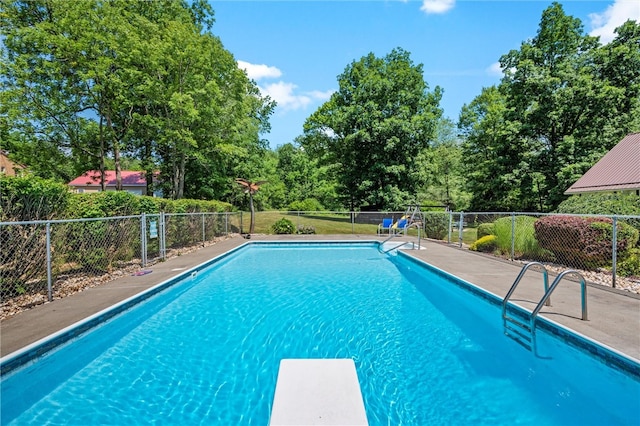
top-left (2, 235), bottom-right (639, 361)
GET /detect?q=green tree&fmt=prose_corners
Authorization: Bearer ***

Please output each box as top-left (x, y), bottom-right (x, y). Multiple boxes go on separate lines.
top-left (301, 48), bottom-right (442, 210)
top-left (415, 118), bottom-right (470, 210)
top-left (458, 87), bottom-right (526, 211)
top-left (1, 0), bottom-right (274, 201)
top-left (459, 4), bottom-right (640, 212)
top-left (499, 3), bottom-right (639, 209)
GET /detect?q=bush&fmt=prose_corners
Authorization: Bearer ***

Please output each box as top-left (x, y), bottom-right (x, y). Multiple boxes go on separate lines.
top-left (296, 225), bottom-right (316, 234)
top-left (618, 248), bottom-right (640, 277)
top-left (0, 175), bottom-right (70, 221)
top-left (494, 216), bottom-right (549, 260)
top-left (470, 235), bottom-right (497, 253)
top-left (0, 176), bottom-right (69, 297)
top-left (534, 215), bottom-right (639, 270)
top-left (476, 222), bottom-right (495, 239)
top-left (288, 198), bottom-right (324, 212)
top-left (272, 217), bottom-right (295, 234)
top-left (556, 193), bottom-right (640, 232)
top-left (423, 212), bottom-right (449, 240)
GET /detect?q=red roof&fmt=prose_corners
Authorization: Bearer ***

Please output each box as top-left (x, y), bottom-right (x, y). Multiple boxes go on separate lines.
top-left (68, 170), bottom-right (148, 187)
top-left (565, 133), bottom-right (640, 194)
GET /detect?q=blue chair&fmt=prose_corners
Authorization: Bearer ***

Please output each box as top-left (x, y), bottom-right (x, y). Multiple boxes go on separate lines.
top-left (377, 218), bottom-right (393, 235)
top-left (392, 218), bottom-right (408, 235)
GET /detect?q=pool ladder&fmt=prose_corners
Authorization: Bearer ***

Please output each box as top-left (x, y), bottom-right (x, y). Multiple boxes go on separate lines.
top-left (378, 223), bottom-right (422, 254)
top-left (502, 262), bottom-right (588, 354)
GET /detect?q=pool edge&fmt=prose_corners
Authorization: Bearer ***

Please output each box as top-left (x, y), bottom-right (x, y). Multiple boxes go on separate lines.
top-left (0, 241), bottom-right (252, 376)
top-left (397, 251), bottom-right (640, 380)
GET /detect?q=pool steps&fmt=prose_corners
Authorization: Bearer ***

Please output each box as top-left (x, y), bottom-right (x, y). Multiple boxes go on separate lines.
top-left (503, 262), bottom-right (588, 355)
top-left (269, 359), bottom-right (368, 426)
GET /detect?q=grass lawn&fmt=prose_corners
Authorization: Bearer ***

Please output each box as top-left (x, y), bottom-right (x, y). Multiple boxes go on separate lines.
top-left (242, 212), bottom-right (461, 240)
top-left (243, 212), bottom-right (378, 234)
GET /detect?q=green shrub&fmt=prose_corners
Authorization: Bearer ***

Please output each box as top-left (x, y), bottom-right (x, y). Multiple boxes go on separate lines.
top-left (296, 225), bottom-right (316, 234)
top-left (494, 216), bottom-right (549, 260)
top-left (0, 176), bottom-right (69, 297)
top-left (534, 215), bottom-right (639, 270)
top-left (272, 217), bottom-right (295, 234)
top-left (477, 222), bottom-right (495, 239)
top-left (288, 198), bottom-right (324, 212)
top-left (171, 198), bottom-right (230, 213)
top-left (470, 235), bottom-right (497, 253)
top-left (0, 175), bottom-right (70, 221)
top-left (618, 248), bottom-right (640, 277)
top-left (423, 212), bottom-right (449, 240)
top-left (556, 193), bottom-right (640, 232)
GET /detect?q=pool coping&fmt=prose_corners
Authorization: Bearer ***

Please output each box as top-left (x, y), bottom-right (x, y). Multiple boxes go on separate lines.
top-left (397, 251), bottom-right (640, 380)
top-left (0, 242), bottom-right (250, 376)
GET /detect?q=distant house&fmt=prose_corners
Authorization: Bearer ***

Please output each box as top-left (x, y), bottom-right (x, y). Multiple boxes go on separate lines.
top-left (68, 170), bottom-right (156, 196)
top-left (565, 133), bottom-right (640, 196)
top-left (0, 151), bottom-right (27, 176)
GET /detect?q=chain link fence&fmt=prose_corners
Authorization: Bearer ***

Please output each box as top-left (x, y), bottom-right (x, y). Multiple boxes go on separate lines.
top-left (2, 210), bottom-right (639, 318)
top-left (424, 211), bottom-right (640, 292)
top-left (1, 212), bottom-right (241, 318)
top-left (248, 210), bottom-right (640, 292)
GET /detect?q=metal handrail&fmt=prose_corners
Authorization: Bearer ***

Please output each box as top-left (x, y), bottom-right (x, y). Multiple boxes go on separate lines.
top-left (381, 242), bottom-right (411, 254)
top-left (406, 222), bottom-right (422, 250)
top-left (531, 269), bottom-right (588, 323)
top-left (527, 270), bottom-right (588, 354)
top-left (378, 221), bottom-right (423, 253)
top-left (502, 262), bottom-right (550, 321)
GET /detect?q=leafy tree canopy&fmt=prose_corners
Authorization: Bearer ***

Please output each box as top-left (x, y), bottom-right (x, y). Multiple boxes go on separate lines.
top-left (301, 48), bottom-right (442, 210)
top-left (459, 3), bottom-right (640, 212)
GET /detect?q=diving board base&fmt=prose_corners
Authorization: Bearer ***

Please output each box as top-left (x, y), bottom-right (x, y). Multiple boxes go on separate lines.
top-left (269, 358), bottom-right (369, 426)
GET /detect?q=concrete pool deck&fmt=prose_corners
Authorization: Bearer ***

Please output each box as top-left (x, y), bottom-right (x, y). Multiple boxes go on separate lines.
top-left (1, 234), bottom-right (639, 362)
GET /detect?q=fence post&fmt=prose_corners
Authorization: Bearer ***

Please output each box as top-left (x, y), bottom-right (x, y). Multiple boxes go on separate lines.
top-left (46, 221), bottom-right (53, 302)
top-left (160, 212), bottom-right (166, 260)
top-left (448, 212), bottom-right (452, 244)
top-left (141, 213), bottom-right (147, 267)
top-left (240, 211), bottom-right (243, 234)
top-left (458, 212), bottom-right (464, 248)
top-left (612, 216), bottom-right (618, 289)
top-left (225, 212), bottom-right (229, 236)
top-left (351, 211), bottom-right (355, 234)
top-left (202, 213), bottom-right (206, 246)
top-left (510, 213), bottom-right (515, 261)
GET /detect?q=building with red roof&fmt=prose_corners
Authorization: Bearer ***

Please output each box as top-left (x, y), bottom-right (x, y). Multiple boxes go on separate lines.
top-left (68, 170), bottom-right (155, 196)
top-left (565, 133), bottom-right (640, 196)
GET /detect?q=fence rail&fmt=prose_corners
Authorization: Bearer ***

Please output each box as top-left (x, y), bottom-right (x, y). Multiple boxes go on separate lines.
top-left (0, 212), bottom-right (241, 318)
top-left (2, 210), bottom-right (639, 319)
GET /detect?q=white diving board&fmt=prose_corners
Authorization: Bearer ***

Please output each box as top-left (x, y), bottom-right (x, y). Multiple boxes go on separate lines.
top-left (269, 358), bottom-right (369, 426)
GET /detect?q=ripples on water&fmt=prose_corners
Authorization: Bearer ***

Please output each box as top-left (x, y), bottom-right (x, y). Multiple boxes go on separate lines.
top-left (2, 244), bottom-right (637, 425)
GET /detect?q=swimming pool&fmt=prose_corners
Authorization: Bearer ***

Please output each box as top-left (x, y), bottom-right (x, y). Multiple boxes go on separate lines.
top-left (1, 242), bottom-right (639, 425)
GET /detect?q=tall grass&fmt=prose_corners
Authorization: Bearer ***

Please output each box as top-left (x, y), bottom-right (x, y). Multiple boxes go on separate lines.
top-left (493, 215), bottom-right (550, 260)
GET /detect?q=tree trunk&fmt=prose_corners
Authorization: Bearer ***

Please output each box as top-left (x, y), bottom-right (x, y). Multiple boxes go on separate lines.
top-left (249, 193), bottom-right (255, 234)
top-left (113, 140), bottom-right (122, 191)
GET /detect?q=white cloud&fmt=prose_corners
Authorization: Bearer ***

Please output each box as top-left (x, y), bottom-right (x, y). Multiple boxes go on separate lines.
top-left (420, 0), bottom-right (455, 14)
top-left (486, 62), bottom-right (503, 77)
top-left (306, 89), bottom-right (335, 101)
top-left (238, 60), bottom-right (334, 112)
top-left (237, 60), bottom-right (282, 80)
top-left (261, 82), bottom-right (311, 111)
top-left (589, 0), bottom-right (640, 44)
top-left (260, 83), bottom-right (334, 111)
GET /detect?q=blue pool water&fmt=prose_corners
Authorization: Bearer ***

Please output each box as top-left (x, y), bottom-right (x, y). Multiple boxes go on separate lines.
top-left (2, 242), bottom-right (639, 425)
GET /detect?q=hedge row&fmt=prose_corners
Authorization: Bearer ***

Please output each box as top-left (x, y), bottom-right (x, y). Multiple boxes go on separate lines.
top-left (534, 215), bottom-right (639, 270)
top-left (469, 214), bottom-right (640, 275)
top-left (0, 176), bottom-right (232, 222)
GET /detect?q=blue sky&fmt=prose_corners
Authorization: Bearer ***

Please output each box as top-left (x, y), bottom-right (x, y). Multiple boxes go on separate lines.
top-left (211, 0), bottom-right (640, 149)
